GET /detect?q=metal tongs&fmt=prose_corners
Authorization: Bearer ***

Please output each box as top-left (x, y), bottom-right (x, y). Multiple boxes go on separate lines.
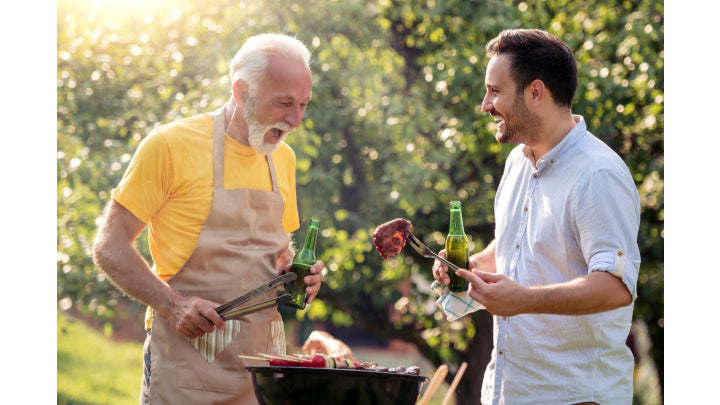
top-left (405, 232), bottom-right (461, 271)
top-left (215, 272), bottom-right (297, 320)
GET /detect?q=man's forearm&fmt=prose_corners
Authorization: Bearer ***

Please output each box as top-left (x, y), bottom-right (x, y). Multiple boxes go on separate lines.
top-left (92, 200), bottom-right (181, 318)
top-left (523, 270), bottom-right (632, 315)
top-left (464, 268), bottom-right (633, 317)
top-left (93, 238), bottom-right (180, 317)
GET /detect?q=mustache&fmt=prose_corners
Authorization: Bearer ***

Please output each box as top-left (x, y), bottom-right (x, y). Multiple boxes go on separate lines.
top-left (272, 122), bottom-right (294, 133)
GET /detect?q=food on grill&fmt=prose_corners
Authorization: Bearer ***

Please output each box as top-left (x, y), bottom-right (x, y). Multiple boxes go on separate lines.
top-left (262, 353), bottom-right (420, 375)
top-left (372, 218), bottom-right (413, 259)
top-left (267, 354), bottom-right (354, 368)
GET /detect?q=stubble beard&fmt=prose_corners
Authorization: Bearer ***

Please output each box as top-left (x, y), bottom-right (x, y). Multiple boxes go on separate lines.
top-left (496, 96), bottom-right (542, 146)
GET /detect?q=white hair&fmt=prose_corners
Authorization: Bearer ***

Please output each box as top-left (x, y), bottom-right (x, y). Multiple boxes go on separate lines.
top-left (230, 33), bottom-right (311, 97)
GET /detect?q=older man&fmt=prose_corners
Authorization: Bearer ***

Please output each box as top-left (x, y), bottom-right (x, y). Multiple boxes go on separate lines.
top-left (93, 33), bottom-right (324, 404)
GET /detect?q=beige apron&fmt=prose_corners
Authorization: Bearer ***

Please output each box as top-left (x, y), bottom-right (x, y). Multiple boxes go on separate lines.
top-left (148, 108), bottom-right (289, 404)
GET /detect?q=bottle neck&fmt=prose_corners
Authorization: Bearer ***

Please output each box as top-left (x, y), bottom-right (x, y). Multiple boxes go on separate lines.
top-left (295, 219), bottom-right (319, 262)
top-left (448, 209), bottom-right (465, 236)
top-left (300, 227), bottom-right (318, 251)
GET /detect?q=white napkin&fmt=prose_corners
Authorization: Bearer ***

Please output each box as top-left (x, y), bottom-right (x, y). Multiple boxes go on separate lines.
top-left (431, 281), bottom-right (485, 321)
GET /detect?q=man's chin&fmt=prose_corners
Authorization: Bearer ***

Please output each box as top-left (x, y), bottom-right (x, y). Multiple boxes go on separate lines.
top-left (495, 131), bottom-right (510, 144)
top-left (252, 141), bottom-right (282, 156)
top-left (495, 129), bottom-right (524, 145)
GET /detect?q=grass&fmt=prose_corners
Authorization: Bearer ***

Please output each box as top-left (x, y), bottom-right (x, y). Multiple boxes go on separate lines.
top-left (57, 311), bottom-right (143, 405)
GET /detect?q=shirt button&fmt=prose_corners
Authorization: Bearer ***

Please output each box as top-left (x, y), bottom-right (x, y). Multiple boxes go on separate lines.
top-left (617, 249), bottom-right (625, 257)
top-left (532, 173), bottom-right (539, 179)
top-left (515, 244), bottom-right (520, 249)
top-left (502, 316), bottom-right (508, 321)
top-left (523, 207), bottom-right (528, 212)
top-left (498, 350), bottom-right (504, 356)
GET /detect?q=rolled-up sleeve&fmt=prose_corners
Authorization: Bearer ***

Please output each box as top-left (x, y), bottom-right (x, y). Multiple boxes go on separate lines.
top-left (573, 169), bottom-right (641, 300)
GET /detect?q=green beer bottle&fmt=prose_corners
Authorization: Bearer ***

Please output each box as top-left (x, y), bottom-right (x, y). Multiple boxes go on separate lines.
top-left (284, 218), bottom-right (320, 309)
top-left (445, 201), bottom-right (469, 292)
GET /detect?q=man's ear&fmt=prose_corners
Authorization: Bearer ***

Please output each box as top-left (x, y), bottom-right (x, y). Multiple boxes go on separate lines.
top-left (232, 79), bottom-right (249, 105)
top-left (527, 79), bottom-right (546, 108)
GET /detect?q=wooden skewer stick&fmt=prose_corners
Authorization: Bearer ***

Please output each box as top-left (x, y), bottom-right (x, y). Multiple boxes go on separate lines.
top-left (441, 361), bottom-right (467, 405)
top-left (282, 355), bottom-right (312, 363)
top-left (259, 353), bottom-right (312, 362)
top-left (238, 355), bottom-right (270, 362)
top-left (417, 364), bottom-right (448, 405)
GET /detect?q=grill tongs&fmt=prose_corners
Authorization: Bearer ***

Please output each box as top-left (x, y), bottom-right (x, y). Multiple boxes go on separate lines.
top-left (214, 272), bottom-right (297, 320)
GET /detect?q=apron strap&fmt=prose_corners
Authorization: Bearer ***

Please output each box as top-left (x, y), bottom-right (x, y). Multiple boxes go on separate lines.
top-left (266, 154), bottom-right (280, 193)
top-left (211, 108), bottom-right (226, 192)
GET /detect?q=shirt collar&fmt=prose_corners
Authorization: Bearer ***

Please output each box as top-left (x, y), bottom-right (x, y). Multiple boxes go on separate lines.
top-left (522, 115), bottom-right (586, 171)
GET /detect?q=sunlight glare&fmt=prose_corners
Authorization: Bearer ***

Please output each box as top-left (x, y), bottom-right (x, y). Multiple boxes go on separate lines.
top-left (90, 0), bottom-right (170, 12)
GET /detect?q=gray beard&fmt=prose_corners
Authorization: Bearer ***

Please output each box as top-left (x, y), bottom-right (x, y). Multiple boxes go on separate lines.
top-left (244, 98), bottom-right (294, 155)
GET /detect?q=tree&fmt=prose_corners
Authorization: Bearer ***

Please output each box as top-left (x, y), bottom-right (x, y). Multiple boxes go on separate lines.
top-left (58, 0), bottom-right (663, 402)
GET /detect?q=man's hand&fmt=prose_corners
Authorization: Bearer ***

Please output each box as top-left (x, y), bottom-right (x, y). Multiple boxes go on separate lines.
top-left (301, 330), bottom-right (356, 362)
top-left (456, 269), bottom-right (526, 316)
top-left (432, 249), bottom-right (452, 286)
top-left (166, 295), bottom-right (226, 338)
top-left (281, 260), bottom-right (325, 304)
top-left (433, 239), bottom-right (497, 286)
top-left (305, 260), bottom-right (325, 304)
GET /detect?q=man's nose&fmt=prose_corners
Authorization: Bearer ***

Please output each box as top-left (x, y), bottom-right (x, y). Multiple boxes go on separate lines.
top-left (284, 106), bottom-right (304, 128)
top-left (481, 93), bottom-right (493, 113)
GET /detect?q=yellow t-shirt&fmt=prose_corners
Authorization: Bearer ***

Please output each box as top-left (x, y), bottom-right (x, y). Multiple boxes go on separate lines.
top-left (112, 113), bottom-right (300, 327)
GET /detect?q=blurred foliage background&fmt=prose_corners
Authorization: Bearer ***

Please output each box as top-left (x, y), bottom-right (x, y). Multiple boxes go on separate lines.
top-left (57, 0), bottom-right (663, 403)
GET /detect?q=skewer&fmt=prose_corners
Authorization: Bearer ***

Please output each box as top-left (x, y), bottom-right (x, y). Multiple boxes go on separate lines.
top-left (238, 355), bottom-right (270, 362)
top-left (281, 355), bottom-right (312, 363)
top-left (441, 362), bottom-right (467, 405)
top-left (259, 353), bottom-right (285, 359)
top-left (417, 364), bottom-right (448, 405)
top-left (259, 353), bottom-right (312, 362)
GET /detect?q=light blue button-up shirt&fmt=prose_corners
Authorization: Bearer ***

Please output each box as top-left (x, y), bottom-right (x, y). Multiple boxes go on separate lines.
top-left (481, 116), bottom-right (640, 405)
